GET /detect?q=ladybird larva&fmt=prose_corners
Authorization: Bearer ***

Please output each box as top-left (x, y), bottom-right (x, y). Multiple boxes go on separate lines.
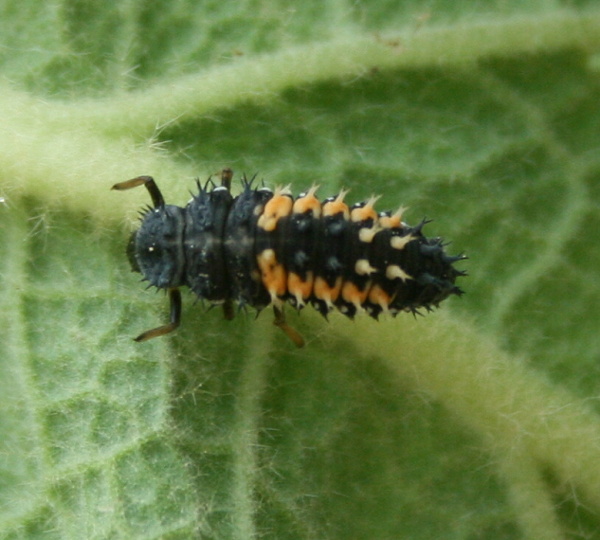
top-left (112, 170), bottom-right (465, 347)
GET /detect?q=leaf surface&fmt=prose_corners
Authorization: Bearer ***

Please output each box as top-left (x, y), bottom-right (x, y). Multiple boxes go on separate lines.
top-left (2, 2), bottom-right (600, 539)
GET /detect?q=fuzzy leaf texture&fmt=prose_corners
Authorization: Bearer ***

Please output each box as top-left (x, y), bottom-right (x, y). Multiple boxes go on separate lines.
top-left (1, 1), bottom-right (600, 539)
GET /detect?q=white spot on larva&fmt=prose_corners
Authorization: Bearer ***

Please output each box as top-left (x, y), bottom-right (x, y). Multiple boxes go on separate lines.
top-left (359, 226), bottom-right (378, 243)
top-left (390, 234), bottom-right (414, 250)
top-left (355, 259), bottom-right (377, 276)
top-left (386, 265), bottom-right (412, 281)
top-left (260, 248), bottom-right (276, 263)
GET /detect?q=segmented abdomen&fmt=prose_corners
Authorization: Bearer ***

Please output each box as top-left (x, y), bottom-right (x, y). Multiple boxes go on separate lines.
top-left (184, 180), bottom-right (464, 318)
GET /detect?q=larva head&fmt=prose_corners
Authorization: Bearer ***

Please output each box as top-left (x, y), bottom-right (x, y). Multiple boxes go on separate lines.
top-left (130, 205), bottom-right (187, 289)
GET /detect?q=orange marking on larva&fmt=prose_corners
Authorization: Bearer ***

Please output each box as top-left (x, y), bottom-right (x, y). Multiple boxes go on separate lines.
top-left (257, 191), bottom-right (293, 232)
top-left (342, 280), bottom-right (369, 308)
top-left (288, 271), bottom-right (314, 306)
top-left (322, 190), bottom-right (350, 219)
top-left (117, 173), bottom-right (466, 346)
top-left (257, 249), bottom-right (287, 299)
top-left (293, 185), bottom-right (321, 216)
top-left (350, 195), bottom-right (380, 223)
top-left (379, 206), bottom-right (406, 229)
top-left (313, 276), bottom-right (343, 305)
top-left (390, 233), bottom-right (415, 250)
top-left (368, 284), bottom-right (392, 312)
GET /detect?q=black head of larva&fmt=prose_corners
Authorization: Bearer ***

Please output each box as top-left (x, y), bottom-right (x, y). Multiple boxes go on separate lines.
top-left (125, 231), bottom-right (140, 273)
top-left (132, 205), bottom-right (187, 289)
top-left (112, 171), bottom-right (466, 346)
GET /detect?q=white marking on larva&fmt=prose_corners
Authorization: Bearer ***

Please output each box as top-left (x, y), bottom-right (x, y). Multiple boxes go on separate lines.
top-left (337, 189), bottom-right (349, 202)
top-left (368, 195), bottom-right (380, 206)
top-left (386, 265), bottom-right (412, 281)
top-left (355, 259), bottom-right (377, 276)
top-left (268, 294), bottom-right (283, 307)
top-left (274, 184), bottom-right (293, 196)
top-left (359, 226), bottom-right (379, 243)
top-left (394, 206), bottom-right (407, 221)
top-left (293, 293), bottom-right (305, 309)
top-left (307, 184), bottom-right (320, 196)
top-left (390, 234), bottom-right (414, 250)
top-left (351, 297), bottom-right (366, 314)
top-left (355, 305), bottom-right (366, 315)
top-left (260, 248), bottom-right (276, 263)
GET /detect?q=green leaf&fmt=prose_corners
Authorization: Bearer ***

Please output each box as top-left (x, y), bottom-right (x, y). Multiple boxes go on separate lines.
top-left (2, 2), bottom-right (600, 539)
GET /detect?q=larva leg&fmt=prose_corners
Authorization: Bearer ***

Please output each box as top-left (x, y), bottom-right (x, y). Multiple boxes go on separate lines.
top-left (112, 176), bottom-right (165, 208)
top-left (134, 288), bottom-right (182, 342)
top-left (273, 305), bottom-right (305, 348)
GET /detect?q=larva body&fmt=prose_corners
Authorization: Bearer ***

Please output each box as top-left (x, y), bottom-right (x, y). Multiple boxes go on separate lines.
top-left (113, 171), bottom-right (465, 346)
